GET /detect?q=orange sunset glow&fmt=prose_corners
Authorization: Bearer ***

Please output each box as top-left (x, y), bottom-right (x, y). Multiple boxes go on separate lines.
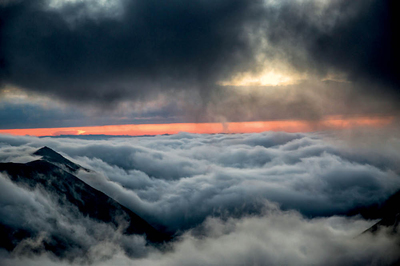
top-left (0, 116), bottom-right (393, 137)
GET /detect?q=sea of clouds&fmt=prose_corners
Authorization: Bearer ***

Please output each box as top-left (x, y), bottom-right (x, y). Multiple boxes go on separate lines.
top-left (1, 131), bottom-right (400, 265)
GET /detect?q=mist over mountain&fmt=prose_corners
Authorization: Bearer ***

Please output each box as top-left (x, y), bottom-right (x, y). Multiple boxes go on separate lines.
top-left (0, 146), bottom-right (170, 262)
top-left (0, 132), bottom-right (400, 265)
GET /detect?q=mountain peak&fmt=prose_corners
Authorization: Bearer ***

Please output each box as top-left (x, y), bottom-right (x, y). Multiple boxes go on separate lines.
top-left (35, 146), bottom-right (58, 155)
top-left (33, 146), bottom-right (81, 172)
top-left (34, 146), bottom-right (66, 162)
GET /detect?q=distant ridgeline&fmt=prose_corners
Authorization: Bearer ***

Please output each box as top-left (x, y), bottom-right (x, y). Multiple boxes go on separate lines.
top-left (0, 147), bottom-right (170, 259)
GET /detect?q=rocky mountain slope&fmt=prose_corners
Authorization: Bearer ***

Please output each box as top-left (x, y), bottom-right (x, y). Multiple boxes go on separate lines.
top-left (0, 147), bottom-right (170, 258)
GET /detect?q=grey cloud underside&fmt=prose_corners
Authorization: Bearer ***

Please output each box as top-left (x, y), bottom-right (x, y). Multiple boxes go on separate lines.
top-left (1, 132), bottom-right (400, 265)
top-left (263, 0), bottom-right (399, 89)
top-left (0, 0), bottom-right (399, 108)
top-left (0, 80), bottom-right (398, 130)
top-left (0, 99), bottom-right (182, 129)
top-left (0, 0), bottom-right (259, 103)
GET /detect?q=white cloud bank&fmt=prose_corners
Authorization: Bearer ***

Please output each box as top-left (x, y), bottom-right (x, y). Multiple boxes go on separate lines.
top-left (1, 205), bottom-right (399, 266)
top-left (1, 131), bottom-right (400, 265)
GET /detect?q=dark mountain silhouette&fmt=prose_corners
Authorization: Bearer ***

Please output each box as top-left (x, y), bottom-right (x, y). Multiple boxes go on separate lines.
top-left (344, 185), bottom-right (400, 235)
top-left (33, 146), bottom-right (85, 173)
top-left (0, 147), bottom-right (170, 258)
top-left (364, 189), bottom-right (400, 234)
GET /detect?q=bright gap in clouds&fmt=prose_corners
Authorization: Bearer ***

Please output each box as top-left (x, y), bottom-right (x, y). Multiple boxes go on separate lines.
top-left (220, 70), bottom-right (301, 87)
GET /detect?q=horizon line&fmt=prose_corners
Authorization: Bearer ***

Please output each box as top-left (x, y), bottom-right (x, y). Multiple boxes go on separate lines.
top-left (0, 116), bottom-right (393, 137)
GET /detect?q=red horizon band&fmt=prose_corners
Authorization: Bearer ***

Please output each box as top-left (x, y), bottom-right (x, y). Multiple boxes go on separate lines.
top-left (0, 116), bottom-right (393, 137)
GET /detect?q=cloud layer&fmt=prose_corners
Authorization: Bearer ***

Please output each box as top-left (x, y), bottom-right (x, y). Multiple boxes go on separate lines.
top-left (1, 131), bottom-right (400, 264)
top-left (1, 203), bottom-right (400, 266)
top-left (1, 132), bottom-right (400, 230)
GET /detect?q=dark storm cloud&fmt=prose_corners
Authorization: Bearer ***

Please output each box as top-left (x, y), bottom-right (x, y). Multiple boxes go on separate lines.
top-left (0, 0), bottom-right (261, 103)
top-left (259, 0), bottom-right (399, 86)
top-left (307, 0), bottom-right (400, 92)
top-left (0, 0), bottom-right (398, 108)
top-left (262, 0), bottom-right (400, 107)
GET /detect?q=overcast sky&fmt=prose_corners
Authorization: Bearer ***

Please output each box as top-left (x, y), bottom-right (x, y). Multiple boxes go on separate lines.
top-left (0, 0), bottom-right (399, 129)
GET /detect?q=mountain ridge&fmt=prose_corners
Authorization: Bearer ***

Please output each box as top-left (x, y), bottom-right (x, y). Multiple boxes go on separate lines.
top-left (33, 146), bottom-right (86, 173)
top-left (0, 147), bottom-right (171, 257)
